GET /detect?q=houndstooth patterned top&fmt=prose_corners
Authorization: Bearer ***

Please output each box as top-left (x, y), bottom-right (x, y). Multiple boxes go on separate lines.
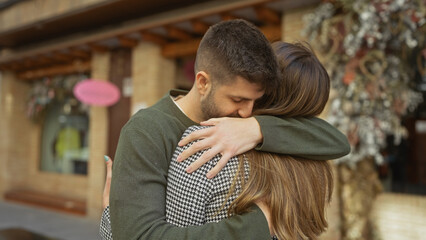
top-left (165, 125), bottom-right (249, 226)
top-left (100, 126), bottom-right (277, 239)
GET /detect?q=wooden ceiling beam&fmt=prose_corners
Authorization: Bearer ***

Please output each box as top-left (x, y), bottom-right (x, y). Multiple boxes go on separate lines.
top-left (161, 24), bottom-right (281, 58)
top-left (3, 61), bottom-right (24, 71)
top-left (259, 24), bottom-right (281, 42)
top-left (140, 31), bottom-right (169, 46)
top-left (22, 59), bottom-right (38, 69)
top-left (191, 20), bottom-right (210, 34)
top-left (23, 57), bottom-right (54, 70)
top-left (51, 52), bottom-right (73, 62)
top-left (162, 38), bottom-right (201, 58)
top-left (166, 26), bottom-right (193, 41)
top-left (35, 55), bottom-right (53, 65)
top-left (6, 57), bottom-right (42, 71)
top-left (255, 6), bottom-right (280, 25)
top-left (0, 62), bottom-right (19, 71)
top-left (118, 36), bottom-right (139, 48)
top-left (0, 0), bottom-right (275, 65)
top-left (89, 43), bottom-right (109, 53)
top-left (221, 13), bottom-right (240, 21)
top-left (17, 61), bottom-right (91, 80)
top-left (0, 1), bottom-right (281, 70)
top-left (69, 48), bottom-right (91, 59)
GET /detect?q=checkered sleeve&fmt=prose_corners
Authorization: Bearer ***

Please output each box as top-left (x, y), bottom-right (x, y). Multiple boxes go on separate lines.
top-left (100, 206), bottom-right (113, 240)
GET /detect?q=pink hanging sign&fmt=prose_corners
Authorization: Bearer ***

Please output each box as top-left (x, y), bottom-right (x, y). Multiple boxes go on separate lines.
top-left (73, 79), bottom-right (120, 106)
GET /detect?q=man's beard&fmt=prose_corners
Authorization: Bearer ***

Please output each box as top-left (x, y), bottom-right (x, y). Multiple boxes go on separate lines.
top-left (200, 90), bottom-right (221, 120)
top-left (200, 90), bottom-right (239, 120)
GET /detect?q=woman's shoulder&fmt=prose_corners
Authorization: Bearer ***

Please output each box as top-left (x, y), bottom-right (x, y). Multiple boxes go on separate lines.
top-left (181, 125), bottom-right (210, 138)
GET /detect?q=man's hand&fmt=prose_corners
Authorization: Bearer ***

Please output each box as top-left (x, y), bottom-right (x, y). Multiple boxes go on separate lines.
top-left (177, 117), bottom-right (263, 178)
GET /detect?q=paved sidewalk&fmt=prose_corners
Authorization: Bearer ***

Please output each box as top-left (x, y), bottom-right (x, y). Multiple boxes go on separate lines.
top-left (0, 201), bottom-right (100, 240)
top-left (371, 193), bottom-right (426, 240)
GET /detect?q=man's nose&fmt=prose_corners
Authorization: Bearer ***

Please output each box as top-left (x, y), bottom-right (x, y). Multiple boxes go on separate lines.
top-left (238, 101), bottom-right (254, 118)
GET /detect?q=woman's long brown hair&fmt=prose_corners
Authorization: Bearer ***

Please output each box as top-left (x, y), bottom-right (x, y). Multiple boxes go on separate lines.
top-left (228, 42), bottom-right (333, 240)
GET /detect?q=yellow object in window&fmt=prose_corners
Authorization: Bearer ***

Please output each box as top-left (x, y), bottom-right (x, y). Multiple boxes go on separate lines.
top-left (55, 126), bottom-right (81, 159)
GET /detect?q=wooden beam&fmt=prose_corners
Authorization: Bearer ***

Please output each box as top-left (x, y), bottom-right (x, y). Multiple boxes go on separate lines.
top-left (140, 31), bottom-right (169, 46)
top-left (221, 12), bottom-right (240, 21)
top-left (89, 43), bottom-right (109, 53)
top-left (191, 20), bottom-right (210, 34)
top-left (69, 48), bottom-right (91, 59)
top-left (51, 52), bottom-right (73, 62)
top-left (255, 6), bottom-right (281, 25)
top-left (161, 24), bottom-right (281, 58)
top-left (118, 36), bottom-right (139, 48)
top-left (17, 61), bottom-right (91, 80)
top-left (166, 26), bottom-right (193, 41)
top-left (0, 0), bottom-right (274, 65)
top-left (260, 24), bottom-right (281, 42)
top-left (2, 61), bottom-right (23, 71)
top-left (22, 59), bottom-right (38, 69)
top-left (162, 38), bottom-right (201, 58)
top-left (141, 31), bottom-right (169, 45)
top-left (0, 64), bottom-right (8, 71)
top-left (35, 55), bottom-right (53, 65)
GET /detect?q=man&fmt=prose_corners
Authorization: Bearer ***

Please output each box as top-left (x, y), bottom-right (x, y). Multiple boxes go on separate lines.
top-left (110, 19), bottom-right (349, 239)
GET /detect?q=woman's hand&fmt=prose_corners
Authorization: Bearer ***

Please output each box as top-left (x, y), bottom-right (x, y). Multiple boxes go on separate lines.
top-left (103, 155), bottom-right (113, 209)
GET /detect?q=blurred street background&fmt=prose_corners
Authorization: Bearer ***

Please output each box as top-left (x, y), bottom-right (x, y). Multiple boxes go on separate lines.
top-left (0, 201), bottom-right (99, 239)
top-left (0, 0), bottom-right (425, 239)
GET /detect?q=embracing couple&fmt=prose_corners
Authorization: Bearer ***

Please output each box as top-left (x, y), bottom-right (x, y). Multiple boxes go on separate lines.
top-left (101, 19), bottom-right (350, 240)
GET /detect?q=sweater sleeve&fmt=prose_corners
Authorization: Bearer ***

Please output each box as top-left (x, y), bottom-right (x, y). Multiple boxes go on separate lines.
top-left (254, 116), bottom-right (350, 160)
top-left (110, 118), bottom-right (270, 240)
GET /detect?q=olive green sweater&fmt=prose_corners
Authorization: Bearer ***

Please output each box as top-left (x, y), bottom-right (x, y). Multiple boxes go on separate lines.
top-left (110, 90), bottom-right (349, 240)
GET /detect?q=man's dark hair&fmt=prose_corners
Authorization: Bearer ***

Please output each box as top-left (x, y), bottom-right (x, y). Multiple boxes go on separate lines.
top-left (194, 19), bottom-right (279, 93)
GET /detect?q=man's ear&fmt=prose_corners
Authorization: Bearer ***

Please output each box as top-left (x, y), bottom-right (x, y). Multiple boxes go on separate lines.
top-left (195, 71), bottom-right (211, 96)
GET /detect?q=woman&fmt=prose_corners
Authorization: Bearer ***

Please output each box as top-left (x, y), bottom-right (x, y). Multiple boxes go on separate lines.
top-left (101, 41), bottom-right (334, 240)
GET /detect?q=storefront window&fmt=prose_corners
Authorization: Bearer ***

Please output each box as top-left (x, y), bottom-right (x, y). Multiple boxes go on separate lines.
top-left (40, 99), bottom-right (89, 175)
top-left (29, 75), bottom-right (90, 175)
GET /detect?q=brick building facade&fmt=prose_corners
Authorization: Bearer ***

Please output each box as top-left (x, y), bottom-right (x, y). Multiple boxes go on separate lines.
top-left (1, 1), bottom-right (425, 240)
top-left (0, 0), bottom-right (312, 220)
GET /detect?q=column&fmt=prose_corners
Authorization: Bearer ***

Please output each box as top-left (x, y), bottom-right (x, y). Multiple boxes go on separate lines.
top-left (0, 71), bottom-right (39, 198)
top-left (86, 51), bottom-right (110, 219)
top-left (131, 41), bottom-right (176, 113)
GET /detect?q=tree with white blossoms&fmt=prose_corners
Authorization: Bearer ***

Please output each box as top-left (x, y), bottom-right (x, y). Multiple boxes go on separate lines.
top-left (303, 1), bottom-right (425, 239)
top-left (303, 0), bottom-right (425, 167)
